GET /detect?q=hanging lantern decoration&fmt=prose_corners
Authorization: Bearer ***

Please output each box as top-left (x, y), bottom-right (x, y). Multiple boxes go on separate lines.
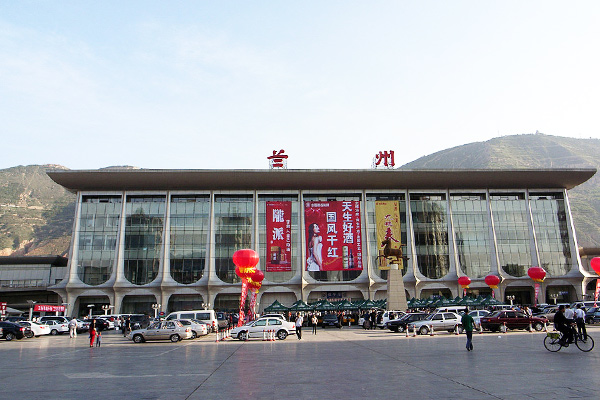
top-left (590, 257), bottom-right (600, 306)
top-left (250, 269), bottom-right (265, 284)
top-left (484, 275), bottom-right (500, 289)
top-left (527, 266), bottom-right (547, 283)
top-left (528, 266), bottom-right (546, 307)
top-left (233, 249), bottom-right (260, 327)
top-left (458, 276), bottom-right (471, 297)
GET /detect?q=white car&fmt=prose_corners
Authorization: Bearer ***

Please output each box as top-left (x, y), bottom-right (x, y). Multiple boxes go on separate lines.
top-left (177, 319), bottom-right (209, 338)
top-left (231, 317), bottom-right (296, 340)
top-left (467, 310), bottom-right (490, 329)
top-left (377, 310), bottom-right (406, 329)
top-left (127, 320), bottom-right (193, 343)
top-left (407, 312), bottom-right (462, 335)
top-left (44, 320), bottom-right (70, 335)
top-left (18, 321), bottom-right (51, 337)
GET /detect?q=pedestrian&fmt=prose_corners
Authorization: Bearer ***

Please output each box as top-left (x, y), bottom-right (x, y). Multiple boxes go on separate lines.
top-left (311, 314), bottom-right (318, 335)
top-left (461, 307), bottom-right (474, 351)
top-left (95, 330), bottom-right (102, 347)
top-left (574, 304), bottom-right (587, 340)
top-left (89, 320), bottom-right (97, 348)
top-left (68, 317), bottom-right (78, 338)
top-left (295, 313), bottom-right (304, 340)
top-left (370, 310), bottom-right (377, 330)
top-left (123, 317), bottom-right (131, 337)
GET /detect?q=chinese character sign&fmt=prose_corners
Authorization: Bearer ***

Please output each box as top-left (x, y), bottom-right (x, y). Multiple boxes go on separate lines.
top-left (375, 201), bottom-right (401, 270)
top-left (304, 201), bottom-right (362, 271)
top-left (266, 201), bottom-right (292, 272)
top-left (372, 150), bottom-right (395, 169)
top-left (267, 149), bottom-right (289, 169)
top-left (33, 304), bottom-right (65, 312)
top-left (0, 302), bottom-right (6, 316)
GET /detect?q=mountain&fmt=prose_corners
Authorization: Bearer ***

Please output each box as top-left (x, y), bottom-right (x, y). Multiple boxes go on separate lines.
top-left (1, 133), bottom-right (599, 257)
top-left (400, 133), bottom-right (600, 247)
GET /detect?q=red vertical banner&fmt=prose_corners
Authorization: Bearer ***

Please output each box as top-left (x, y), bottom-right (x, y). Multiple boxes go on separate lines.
top-left (238, 280), bottom-right (249, 327)
top-left (304, 201), bottom-right (362, 271)
top-left (595, 279), bottom-right (600, 307)
top-left (534, 283), bottom-right (540, 306)
top-left (266, 201), bottom-right (292, 272)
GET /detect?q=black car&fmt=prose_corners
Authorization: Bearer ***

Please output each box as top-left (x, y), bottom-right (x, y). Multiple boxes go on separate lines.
top-left (386, 313), bottom-right (428, 333)
top-left (321, 314), bottom-right (341, 328)
top-left (128, 314), bottom-right (151, 330)
top-left (0, 321), bottom-right (28, 341)
top-left (84, 318), bottom-right (109, 332)
top-left (585, 307), bottom-right (600, 324)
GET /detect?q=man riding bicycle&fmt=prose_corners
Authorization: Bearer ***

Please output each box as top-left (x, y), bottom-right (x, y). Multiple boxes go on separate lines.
top-left (554, 305), bottom-right (575, 346)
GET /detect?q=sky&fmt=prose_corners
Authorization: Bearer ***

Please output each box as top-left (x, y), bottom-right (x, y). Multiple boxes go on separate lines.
top-left (1, 1), bottom-right (599, 170)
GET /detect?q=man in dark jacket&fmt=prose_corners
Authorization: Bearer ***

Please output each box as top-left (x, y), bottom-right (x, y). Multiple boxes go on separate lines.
top-left (554, 305), bottom-right (573, 345)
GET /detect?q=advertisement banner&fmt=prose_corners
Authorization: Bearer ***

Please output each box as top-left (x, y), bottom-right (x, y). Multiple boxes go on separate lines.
top-left (238, 280), bottom-right (249, 327)
top-left (34, 304), bottom-right (65, 313)
top-left (266, 201), bottom-right (292, 272)
top-left (595, 279), bottom-right (600, 307)
top-left (375, 201), bottom-right (402, 270)
top-left (0, 302), bottom-right (6, 316)
top-left (534, 283), bottom-right (540, 306)
top-left (304, 201), bottom-right (362, 271)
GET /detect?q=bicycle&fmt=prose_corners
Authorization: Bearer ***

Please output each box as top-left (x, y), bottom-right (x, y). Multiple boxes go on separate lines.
top-left (544, 330), bottom-right (594, 352)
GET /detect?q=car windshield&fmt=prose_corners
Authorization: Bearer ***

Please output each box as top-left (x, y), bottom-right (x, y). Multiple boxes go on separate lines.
top-left (191, 319), bottom-right (205, 325)
top-left (488, 311), bottom-right (502, 318)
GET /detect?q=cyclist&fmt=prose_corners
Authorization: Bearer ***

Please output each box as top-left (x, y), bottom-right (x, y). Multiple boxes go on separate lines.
top-left (554, 305), bottom-right (574, 346)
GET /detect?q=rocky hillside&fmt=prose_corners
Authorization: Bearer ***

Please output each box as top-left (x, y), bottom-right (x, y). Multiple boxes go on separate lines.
top-left (1, 133), bottom-right (598, 256)
top-left (401, 133), bottom-right (600, 247)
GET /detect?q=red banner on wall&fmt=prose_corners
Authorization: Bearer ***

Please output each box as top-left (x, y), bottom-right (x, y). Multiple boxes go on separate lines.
top-left (304, 201), bottom-right (362, 271)
top-left (34, 304), bottom-right (65, 312)
top-left (266, 201), bottom-right (292, 272)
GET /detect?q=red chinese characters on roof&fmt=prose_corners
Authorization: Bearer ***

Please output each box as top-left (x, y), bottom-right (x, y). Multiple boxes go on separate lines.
top-left (373, 150), bottom-right (395, 168)
top-left (267, 150), bottom-right (288, 169)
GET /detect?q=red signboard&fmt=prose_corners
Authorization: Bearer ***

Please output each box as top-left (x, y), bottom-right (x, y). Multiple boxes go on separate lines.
top-left (266, 201), bottom-right (292, 272)
top-left (0, 302), bottom-right (6, 315)
top-left (34, 304), bottom-right (65, 313)
top-left (304, 201), bottom-right (362, 271)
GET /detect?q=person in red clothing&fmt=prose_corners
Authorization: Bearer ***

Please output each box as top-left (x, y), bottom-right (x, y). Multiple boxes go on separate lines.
top-left (89, 319), bottom-right (97, 347)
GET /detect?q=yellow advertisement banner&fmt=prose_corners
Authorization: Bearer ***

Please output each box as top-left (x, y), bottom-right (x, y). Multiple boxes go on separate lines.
top-left (375, 201), bottom-right (401, 270)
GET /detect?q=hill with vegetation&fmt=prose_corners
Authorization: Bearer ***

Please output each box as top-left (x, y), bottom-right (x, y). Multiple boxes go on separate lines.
top-left (401, 133), bottom-right (600, 247)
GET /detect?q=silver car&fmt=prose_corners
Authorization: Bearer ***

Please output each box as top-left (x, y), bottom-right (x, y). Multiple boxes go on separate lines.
top-left (176, 319), bottom-right (209, 338)
top-left (128, 320), bottom-right (193, 343)
top-left (407, 312), bottom-right (462, 335)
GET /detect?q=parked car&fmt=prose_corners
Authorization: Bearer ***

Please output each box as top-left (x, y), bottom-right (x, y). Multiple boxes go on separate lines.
top-left (128, 314), bottom-right (151, 330)
top-left (407, 312), bottom-right (462, 335)
top-left (480, 310), bottom-right (548, 332)
top-left (534, 307), bottom-right (558, 323)
top-left (231, 317), bottom-right (296, 340)
top-left (76, 319), bottom-right (90, 333)
top-left (44, 320), bottom-right (69, 335)
top-left (39, 316), bottom-right (70, 325)
top-left (83, 318), bottom-right (109, 332)
top-left (377, 310), bottom-right (405, 329)
top-left (176, 319), bottom-right (209, 338)
top-left (166, 310), bottom-right (219, 331)
top-left (386, 312), bottom-right (428, 333)
top-left (5, 316), bottom-right (28, 323)
top-left (321, 314), bottom-right (341, 328)
top-left (127, 320), bottom-right (192, 343)
top-left (466, 310), bottom-right (490, 329)
top-left (0, 321), bottom-right (29, 340)
top-left (216, 312), bottom-right (230, 330)
top-left (585, 307), bottom-right (600, 324)
top-left (18, 321), bottom-right (50, 337)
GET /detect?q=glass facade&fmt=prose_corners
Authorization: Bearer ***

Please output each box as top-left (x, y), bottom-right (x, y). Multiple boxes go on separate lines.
top-left (530, 193), bottom-right (572, 277)
top-left (490, 193), bottom-right (532, 277)
top-left (77, 195), bottom-right (122, 285)
top-left (213, 195), bottom-right (253, 283)
top-left (258, 195), bottom-right (299, 283)
top-left (124, 196), bottom-right (166, 285)
top-left (303, 194), bottom-right (362, 282)
top-left (411, 194), bottom-right (450, 279)
top-left (450, 194), bottom-right (492, 278)
top-left (169, 195), bottom-right (210, 284)
top-left (366, 194), bottom-right (408, 279)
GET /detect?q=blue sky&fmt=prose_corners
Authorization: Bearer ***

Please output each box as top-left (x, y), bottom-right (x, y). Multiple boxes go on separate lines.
top-left (1, 1), bottom-right (599, 170)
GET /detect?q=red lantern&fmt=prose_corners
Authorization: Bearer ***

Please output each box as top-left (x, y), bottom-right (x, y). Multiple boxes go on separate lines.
top-left (250, 269), bottom-right (264, 283)
top-left (527, 266), bottom-right (547, 283)
top-left (233, 249), bottom-right (259, 279)
top-left (591, 257), bottom-right (600, 275)
top-left (248, 277), bottom-right (262, 291)
top-left (458, 276), bottom-right (471, 289)
top-left (484, 275), bottom-right (500, 289)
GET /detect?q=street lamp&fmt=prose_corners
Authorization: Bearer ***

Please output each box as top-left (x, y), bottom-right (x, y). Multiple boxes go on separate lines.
top-left (202, 303), bottom-right (211, 310)
top-left (27, 300), bottom-right (37, 321)
top-left (151, 303), bottom-right (161, 319)
top-left (506, 295), bottom-right (515, 307)
top-left (87, 304), bottom-right (95, 318)
top-left (102, 305), bottom-right (113, 315)
top-left (549, 293), bottom-right (559, 305)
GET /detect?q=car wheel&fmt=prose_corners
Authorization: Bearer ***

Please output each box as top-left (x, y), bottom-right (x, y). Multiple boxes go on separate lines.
top-left (170, 334), bottom-right (180, 343)
top-left (5, 333), bottom-right (16, 341)
top-left (25, 331), bottom-right (34, 339)
top-left (533, 322), bottom-right (543, 332)
top-left (50, 329), bottom-right (58, 336)
top-left (238, 331), bottom-right (248, 341)
top-left (393, 327), bottom-right (400, 333)
top-left (277, 330), bottom-right (288, 340)
top-left (191, 331), bottom-right (197, 339)
top-left (133, 334), bottom-right (144, 343)
top-left (419, 326), bottom-right (429, 335)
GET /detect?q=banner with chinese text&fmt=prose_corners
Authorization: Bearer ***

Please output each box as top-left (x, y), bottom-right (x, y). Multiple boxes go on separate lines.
top-left (304, 201), bottom-right (362, 271)
top-left (375, 201), bottom-right (402, 270)
top-left (266, 201), bottom-right (292, 272)
top-left (34, 304), bottom-right (65, 313)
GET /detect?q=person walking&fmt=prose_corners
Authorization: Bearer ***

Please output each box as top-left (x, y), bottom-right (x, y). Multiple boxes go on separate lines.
top-left (89, 320), bottom-right (97, 348)
top-left (574, 304), bottom-right (587, 340)
top-left (68, 317), bottom-right (78, 339)
top-left (95, 330), bottom-right (102, 347)
top-left (461, 307), bottom-right (475, 351)
top-left (295, 313), bottom-right (304, 340)
top-left (311, 314), bottom-right (318, 335)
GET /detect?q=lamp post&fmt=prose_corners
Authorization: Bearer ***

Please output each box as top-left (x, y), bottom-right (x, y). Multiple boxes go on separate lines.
top-left (87, 304), bottom-right (95, 318)
top-left (506, 295), bottom-right (515, 307)
top-left (27, 300), bottom-right (37, 321)
top-left (151, 303), bottom-right (161, 319)
top-left (550, 293), bottom-right (559, 305)
top-left (102, 305), bottom-right (112, 316)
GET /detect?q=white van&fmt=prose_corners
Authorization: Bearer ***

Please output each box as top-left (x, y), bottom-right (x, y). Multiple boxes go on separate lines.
top-left (165, 310), bottom-right (218, 332)
top-left (377, 310), bottom-right (406, 328)
top-left (434, 306), bottom-right (470, 314)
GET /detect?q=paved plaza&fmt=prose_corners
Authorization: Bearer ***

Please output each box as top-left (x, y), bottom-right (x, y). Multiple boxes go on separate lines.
top-left (1, 326), bottom-right (600, 399)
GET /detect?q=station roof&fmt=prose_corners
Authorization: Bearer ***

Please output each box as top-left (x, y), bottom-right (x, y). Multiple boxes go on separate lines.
top-left (0, 256), bottom-right (68, 267)
top-left (47, 168), bottom-right (596, 192)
